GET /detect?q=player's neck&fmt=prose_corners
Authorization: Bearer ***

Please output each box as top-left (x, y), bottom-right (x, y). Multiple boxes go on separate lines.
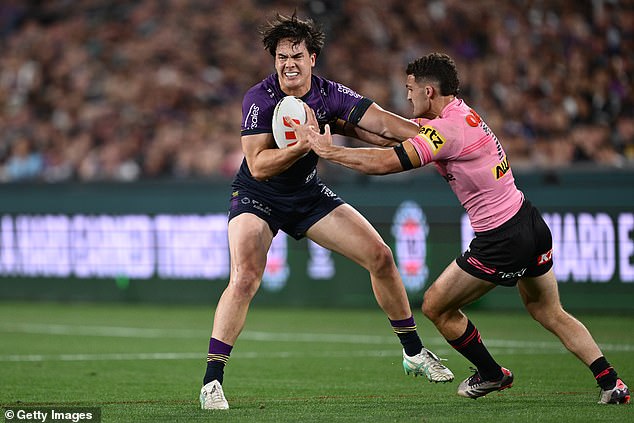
top-left (436, 95), bottom-right (455, 116)
top-left (279, 77), bottom-right (311, 98)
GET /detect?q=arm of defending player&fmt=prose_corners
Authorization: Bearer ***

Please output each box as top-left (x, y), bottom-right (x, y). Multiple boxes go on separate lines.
top-left (241, 132), bottom-right (311, 181)
top-left (355, 103), bottom-right (420, 142)
top-left (330, 118), bottom-right (400, 147)
top-left (290, 118), bottom-right (421, 175)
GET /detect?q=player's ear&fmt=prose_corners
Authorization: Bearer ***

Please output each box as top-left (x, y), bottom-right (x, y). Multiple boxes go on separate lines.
top-left (426, 85), bottom-right (434, 98)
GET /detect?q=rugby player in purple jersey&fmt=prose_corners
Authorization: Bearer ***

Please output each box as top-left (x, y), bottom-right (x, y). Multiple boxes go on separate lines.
top-left (199, 15), bottom-right (453, 410)
top-left (292, 52), bottom-right (630, 405)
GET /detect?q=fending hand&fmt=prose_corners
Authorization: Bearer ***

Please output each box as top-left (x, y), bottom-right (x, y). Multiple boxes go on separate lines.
top-left (287, 103), bottom-right (334, 157)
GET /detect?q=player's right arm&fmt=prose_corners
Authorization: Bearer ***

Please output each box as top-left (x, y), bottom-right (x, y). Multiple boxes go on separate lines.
top-left (241, 133), bottom-right (311, 181)
top-left (241, 84), bottom-right (312, 181)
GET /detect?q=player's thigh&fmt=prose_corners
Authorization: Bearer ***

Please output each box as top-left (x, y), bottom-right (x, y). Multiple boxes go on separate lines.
top-left (227, 213), bottom-right (274, 280)
top-left (305, 203), bottom-right (387, 266)
top-left (424, 261), bottom-right (496, 315)
top-left (517, 268), bottom-right (562, 315)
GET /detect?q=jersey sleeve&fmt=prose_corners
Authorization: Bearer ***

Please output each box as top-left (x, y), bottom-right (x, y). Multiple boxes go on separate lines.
top-left (411, 117), bottom-right (432, 126)
top-left (408, 118), bottom-right (464, 165)
top-left (323, 79), bottom-right (373, 124)
top-left (240, 86), bottom-right (276, 136)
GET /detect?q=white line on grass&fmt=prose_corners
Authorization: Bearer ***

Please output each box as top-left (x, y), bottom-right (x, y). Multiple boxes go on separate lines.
top-left (1, 322), bottom-right (633, 353)
top-left (0, 347), bottom-right (586, 362)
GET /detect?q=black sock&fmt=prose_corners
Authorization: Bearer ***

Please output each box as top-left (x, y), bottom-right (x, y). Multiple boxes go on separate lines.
top-left (204, 361), bottom-right (226, 385)
top-left (448, 320), bottom-right (502, 381)
top-left (590, 356), bottom-right (618, 390)
top-left (390, 315), bottom-right (423, 356)
top-left (203, 337), bottom-right (233, 385)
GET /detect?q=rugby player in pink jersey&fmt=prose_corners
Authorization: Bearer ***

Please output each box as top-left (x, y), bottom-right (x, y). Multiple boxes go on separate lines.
top-left (290, 52), bottom-right (629, 404)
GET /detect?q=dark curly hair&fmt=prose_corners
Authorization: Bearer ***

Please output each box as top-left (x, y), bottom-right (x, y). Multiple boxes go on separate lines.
top-left (260, 12), bottom-right (325, 57)
top-left (406, 53), bottom-right (460, 96)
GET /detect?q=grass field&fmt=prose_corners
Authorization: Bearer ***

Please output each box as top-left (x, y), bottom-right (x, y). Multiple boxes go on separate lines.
top-left (0, 302), bottom-right (632, 422)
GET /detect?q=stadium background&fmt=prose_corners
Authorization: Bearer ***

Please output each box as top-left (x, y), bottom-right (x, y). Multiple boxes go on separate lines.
top-left (0, 0), bottom-right (632, 311)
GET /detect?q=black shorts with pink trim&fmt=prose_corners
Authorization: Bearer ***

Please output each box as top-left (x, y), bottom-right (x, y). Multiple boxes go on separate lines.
top-left (455, 200), bottom-right (554, 287)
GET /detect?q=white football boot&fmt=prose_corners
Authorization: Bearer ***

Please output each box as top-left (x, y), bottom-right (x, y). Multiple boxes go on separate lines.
top-left (403, 348), bottom-right (454, 383)
top-left (200, 380), bottom-right (229, 410)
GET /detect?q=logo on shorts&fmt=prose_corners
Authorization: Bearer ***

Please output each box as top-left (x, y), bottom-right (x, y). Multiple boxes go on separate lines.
top-left (498, 268), bottom-right (526, 279)
top-left (537, 248), bottom-right (553, 265)
top-left (251, 199), bottom-right (271, 215)
top-left (305, 169), bottom-right (316, 184)
top-left (239, 196), bottom-right (271, 215)
top-left (230, 191), bottom-right (240, 210)
top-left (320, 184), bottom-right (338, 198)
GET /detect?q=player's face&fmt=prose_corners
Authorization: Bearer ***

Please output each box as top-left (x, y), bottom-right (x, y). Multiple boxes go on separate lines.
top-left (275, 39), bottom-right (315, 97)
top-left (406, 74), bottom-right (432, 118)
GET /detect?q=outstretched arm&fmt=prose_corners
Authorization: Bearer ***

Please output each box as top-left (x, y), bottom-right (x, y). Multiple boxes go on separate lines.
top-left (290, 107), bottom-right (421, 175)
top-left (330, 118), bottom-right (400, 147)
top-left (356, 103), bottom-right (420, 141)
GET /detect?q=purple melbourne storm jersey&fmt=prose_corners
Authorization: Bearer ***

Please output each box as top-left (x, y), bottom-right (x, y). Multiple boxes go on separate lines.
top-left (236, 74), bottom-right (373, 193)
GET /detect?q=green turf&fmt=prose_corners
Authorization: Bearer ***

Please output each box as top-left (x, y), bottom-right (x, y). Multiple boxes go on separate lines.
top-left (0, 303), bottom-right (632, 422)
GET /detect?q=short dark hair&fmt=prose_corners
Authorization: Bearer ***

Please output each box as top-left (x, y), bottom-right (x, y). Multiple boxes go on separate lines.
top-left (406, 53), bottom-right (460, 96)
top-left (260, 12), bottom-right (325, 57)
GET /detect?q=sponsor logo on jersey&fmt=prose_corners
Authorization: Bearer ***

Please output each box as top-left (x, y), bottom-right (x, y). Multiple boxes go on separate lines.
top-left (244, 103), bottom-right (260, 129)
top-left (336, 83), bottom-right (362, 98)
top-left (418, 125), bottom-right (446, 155)
top-left (491, 155), bottom-right (510, 180)
top-left (442, 172), bottom-right (456, 182)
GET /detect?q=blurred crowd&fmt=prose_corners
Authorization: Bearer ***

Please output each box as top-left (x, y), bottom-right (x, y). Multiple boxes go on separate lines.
top-left (0, 0), bottom-right (632, 182)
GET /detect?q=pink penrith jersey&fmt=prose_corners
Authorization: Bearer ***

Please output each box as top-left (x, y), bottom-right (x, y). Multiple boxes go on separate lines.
top-left (410, 98), bottom-right (524, 232)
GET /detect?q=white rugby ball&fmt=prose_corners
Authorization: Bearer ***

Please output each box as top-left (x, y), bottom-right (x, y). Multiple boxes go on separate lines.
top-left (272, 96), bottom-right (307, 149)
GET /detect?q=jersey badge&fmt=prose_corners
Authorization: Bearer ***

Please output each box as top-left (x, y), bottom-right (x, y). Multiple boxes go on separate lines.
top-left (491, 155), bottom-right (510, 180)
top-left (418, 125), bottom-right (446, 155)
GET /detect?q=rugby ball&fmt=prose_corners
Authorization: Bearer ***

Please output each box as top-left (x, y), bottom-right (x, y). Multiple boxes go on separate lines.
top-left (272, 96), bottom-right (307, 149)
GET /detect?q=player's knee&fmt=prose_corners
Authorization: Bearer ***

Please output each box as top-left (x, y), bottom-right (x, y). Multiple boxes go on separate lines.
top-left (228, 270), bottom-right (261, 300)
top-left (422, 298), bottom-right (438, 322)
top-left (528, 303), bottom-right (565, 330)
top-left (366, 241), bottom-right (396, 275)
top-left (422, 291), bottom-right (441, 323)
